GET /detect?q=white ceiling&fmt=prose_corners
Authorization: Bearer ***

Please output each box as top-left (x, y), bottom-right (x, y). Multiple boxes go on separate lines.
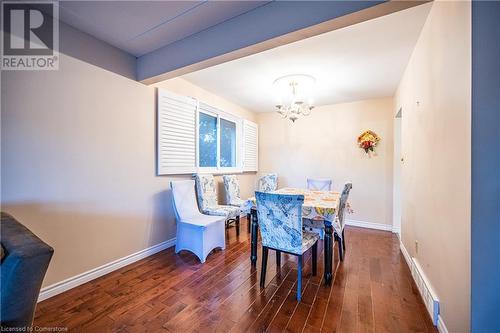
top-left (58, 1), bottom-right (269, 57)
top-left (182, 3), bottom-right (432, 113)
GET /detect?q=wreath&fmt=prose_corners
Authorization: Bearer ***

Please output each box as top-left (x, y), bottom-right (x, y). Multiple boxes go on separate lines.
top-left (357, 130), bottom-right (381, 154)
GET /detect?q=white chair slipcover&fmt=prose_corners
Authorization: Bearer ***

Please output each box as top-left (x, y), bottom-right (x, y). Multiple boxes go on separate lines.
top-left (171, 180), bottom-right (226, 263)
top-left (306, 178), bottom-right (333, 191)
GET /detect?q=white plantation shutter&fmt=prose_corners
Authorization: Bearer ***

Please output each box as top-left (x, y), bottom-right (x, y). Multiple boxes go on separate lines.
top-left (157, 88), bottom-right (197, 175)
top-left (198, 101), bottom-right (220, 116)
top-left (243, 120), bottom-right (258, 171)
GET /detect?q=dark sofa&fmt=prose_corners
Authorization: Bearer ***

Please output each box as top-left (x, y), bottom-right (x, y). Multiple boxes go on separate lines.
top-left (1, 212), bottom-right (54, 329)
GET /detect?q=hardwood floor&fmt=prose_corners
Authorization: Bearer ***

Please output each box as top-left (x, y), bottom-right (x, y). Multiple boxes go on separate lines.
top-left (34, 218), bottom-right (437, 332)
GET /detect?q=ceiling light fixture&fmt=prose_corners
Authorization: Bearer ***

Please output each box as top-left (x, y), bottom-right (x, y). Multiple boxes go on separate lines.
top-left (273, 74), bottom-right (315, 122)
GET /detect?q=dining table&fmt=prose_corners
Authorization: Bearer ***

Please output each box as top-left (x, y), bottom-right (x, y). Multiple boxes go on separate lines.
top-left (241, 187), bottom-right (341, 285)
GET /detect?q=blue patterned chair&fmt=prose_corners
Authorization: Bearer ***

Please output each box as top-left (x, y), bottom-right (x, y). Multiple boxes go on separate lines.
top-left (335, 182), bottom-right (353, 261)
top-left (195, 174), bottom-right (241, 236)
top-left (222, 175), bottom-right (245, 207)
top-left (223, 175), bottom-right (251, 233)
top-left (257, 173), bottom-right (278, 192)
top-left (255, 192), bottom-right (319, 302)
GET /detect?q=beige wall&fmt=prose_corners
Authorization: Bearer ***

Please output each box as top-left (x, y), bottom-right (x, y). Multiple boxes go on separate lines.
top-left (257, 98), bottom-right (394, 226)
top-left (395, 1), bottom-right (471, 331)
top-left (1, 31), bottom-right (257, 288)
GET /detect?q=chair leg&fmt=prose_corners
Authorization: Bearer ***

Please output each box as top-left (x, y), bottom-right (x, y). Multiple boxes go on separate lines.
top-left (260, 247), bottom-right (269, 288)
top-left (312, 242), bottom-right (318, 276)
top-left (297, 255), bottom-right (303, 302)
top-left (342, 229), bottom-right (346, 252)
top-left (235, 215), bottom-right (240, 237)
top-left (276, 250), bottom-right (281, 267)
top-left (335, 234), bottom-right (344, 261)
top-left (247, 213), bottom-right (251, 233)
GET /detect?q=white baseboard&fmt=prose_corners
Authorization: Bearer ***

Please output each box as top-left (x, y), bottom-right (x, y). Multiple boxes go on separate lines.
top-left (399, 238), bottom-right (413, 269)
top-left (345, 219), bottom-right (395, 232)
top-left (38, 238), bottom-right (176, 302)
top-left (399, 240), bottom-right (440, 327)
top-left (437, 315), bottom-right (449, 333)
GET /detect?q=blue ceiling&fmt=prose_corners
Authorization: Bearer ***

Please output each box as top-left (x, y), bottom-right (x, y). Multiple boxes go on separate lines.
top-left (56, 1), bottom-right (403, 82)
top-left (58, 1), bottom-right (270, 57)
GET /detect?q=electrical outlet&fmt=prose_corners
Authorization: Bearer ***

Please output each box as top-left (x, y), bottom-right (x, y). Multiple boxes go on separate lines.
top-left (415, 240), bottom-right (419, 254)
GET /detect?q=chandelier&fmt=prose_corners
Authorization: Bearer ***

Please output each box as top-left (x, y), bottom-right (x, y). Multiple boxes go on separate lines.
top-left (273, 74), bottom-right (315, 122)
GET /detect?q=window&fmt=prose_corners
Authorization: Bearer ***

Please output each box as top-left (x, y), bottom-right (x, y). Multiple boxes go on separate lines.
top-left (198, 112), bottom-right (217, 167)
top-left (220, 118), bottom-right (237, 168)
top-left (157, 88), bottom-right (257, 175)
top-left (197, 102), bottom-right (240, 172)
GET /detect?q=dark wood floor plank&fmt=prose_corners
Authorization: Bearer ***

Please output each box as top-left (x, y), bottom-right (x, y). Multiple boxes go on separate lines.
top-left (247, 272), bottom-right (294, 332)
top-left (266, 289), bottom-right (299, 332)
top-left (306, 297), bottom-right (328, 329)
top-left (34, 221), bottom-right (437, 333)
top-left (320, 265), bottom-right (346, 332)
top-left (125, 301), bottom-right (187, 333)
top-left (284, 298), bottom-right (312, 333)
top-left (229, 283), bottom-right (280, 332)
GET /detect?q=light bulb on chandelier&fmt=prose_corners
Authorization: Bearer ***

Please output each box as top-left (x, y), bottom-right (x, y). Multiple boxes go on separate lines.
top-left (273, 74), bottom-right (315, 122)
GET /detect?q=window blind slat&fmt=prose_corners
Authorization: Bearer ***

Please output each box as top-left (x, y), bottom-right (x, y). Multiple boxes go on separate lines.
top-left (157, 89), bottom-right (197, 175)
top-left (243, 120), bottom-right (258, 172)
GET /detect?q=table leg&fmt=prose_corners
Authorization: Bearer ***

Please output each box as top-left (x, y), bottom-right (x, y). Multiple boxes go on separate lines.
top-left (247, 213), bottom-right (251, 233)
top-left (324, 223), bottom-right (333, 285)
top-left (251, 208), bottom-right (258, 266)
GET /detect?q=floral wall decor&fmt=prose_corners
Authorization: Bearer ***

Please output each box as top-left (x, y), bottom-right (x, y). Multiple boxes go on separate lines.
top-left (357, 130), bottom-right (381, 154)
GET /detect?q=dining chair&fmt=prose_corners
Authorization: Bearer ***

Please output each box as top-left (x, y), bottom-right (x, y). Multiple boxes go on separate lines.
top-left (194, 174), bottom-right (241, 236)
top-left (171, 180), bottom-right (226, 263)
top-left (335, 182), bottom-right (353, 261)
top-left (257, 173), bottom-right (278, 192)
top-left (304, 178), bottom-right (333, 238)
top-left (223, 175), bottom-right (251, 233)
top-left (255, 191), bottom-right (319, 302)
top-left (306, 178), bottom-right (332, 191)
top-left (222, 175), bottom-right (245, 207)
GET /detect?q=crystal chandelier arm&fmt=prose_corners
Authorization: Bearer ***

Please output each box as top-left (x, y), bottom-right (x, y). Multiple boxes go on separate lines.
top-left (273, 74), bottom-right (315, 122)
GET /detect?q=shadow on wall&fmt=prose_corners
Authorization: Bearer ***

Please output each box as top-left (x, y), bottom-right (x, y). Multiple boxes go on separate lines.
top-left (150, 189), bottom-right (176, 246)
top-left (216, 180), bottom-right (227, 205)
top-left (59, 21), bottom-right (136, 80)
top-left (13, 3), bottom-right (136, 80)
top-left (1, 197), bottom-right (174, 287)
